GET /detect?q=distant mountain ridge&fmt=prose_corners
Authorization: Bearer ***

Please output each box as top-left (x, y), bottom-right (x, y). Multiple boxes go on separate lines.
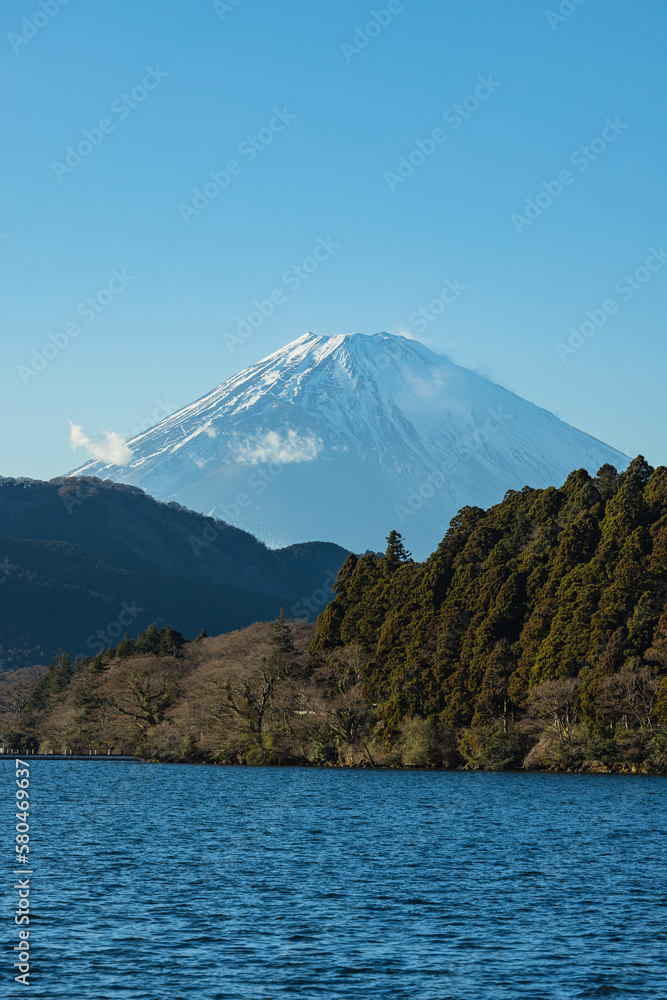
top-left (69, 331), bottom-right (629, 558)
top-left (0, 476), bottom-right (349, 669)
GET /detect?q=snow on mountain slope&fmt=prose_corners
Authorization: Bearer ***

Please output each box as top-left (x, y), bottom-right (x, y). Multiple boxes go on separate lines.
top-left (69, 332), bottom-right (629, 558)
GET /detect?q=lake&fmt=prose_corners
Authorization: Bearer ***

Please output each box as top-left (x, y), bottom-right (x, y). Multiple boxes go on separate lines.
top-left (3, 762), bottom-right (666, 998)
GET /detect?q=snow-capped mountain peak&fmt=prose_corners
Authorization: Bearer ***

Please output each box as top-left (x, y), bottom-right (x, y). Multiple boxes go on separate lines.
top-left (69, 332), bottom-right (628, 558)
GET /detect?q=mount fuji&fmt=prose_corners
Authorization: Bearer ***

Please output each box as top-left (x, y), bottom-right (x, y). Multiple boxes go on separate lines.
top-left (69, 332), bottom-right (629, 558)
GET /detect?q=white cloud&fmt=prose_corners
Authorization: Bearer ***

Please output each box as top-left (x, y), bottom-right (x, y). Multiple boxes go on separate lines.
top-left (68, 421), bottom-right (134, 466)
top-left (405, 370), bottom-right (445, 399)
top-left (234, 429), bottom-right (322, 465)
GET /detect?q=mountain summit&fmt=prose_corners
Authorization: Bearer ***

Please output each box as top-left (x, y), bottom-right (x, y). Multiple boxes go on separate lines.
top-left (70, 332), bottom-right (628, 557)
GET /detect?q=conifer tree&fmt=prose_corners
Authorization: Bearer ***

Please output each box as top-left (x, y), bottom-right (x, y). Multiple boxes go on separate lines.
top-left (115, 634), bottom-right (135, 659)
top-left (135, 623), bottom-right (161, 656)
top-left (595, 463), bottom-right (619, 502)
top-left (158, 625), bottom-right (185, 657)
top-left (384, 530), bottom-right (412, 571)
top-left (270, 608), bottom-right (295, 656)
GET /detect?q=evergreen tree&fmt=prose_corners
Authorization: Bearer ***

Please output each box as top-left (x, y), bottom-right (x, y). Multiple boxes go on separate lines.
top-left (28, 651), bottom-right (74, 711)
top-left (270, 608), bottom-right (295, 656)
top-left (595, 463), bottom-right (619, 502)
top-left (309, 457), bottom-right (667, 743)
top-left (384, 530), bottom-right (412, 571)
top-left (135, 623), bottom-right (161, 656)
top-left (115, 634), bottom-right (135, 659)
top-left (158, 625), bottom-right (185, 657)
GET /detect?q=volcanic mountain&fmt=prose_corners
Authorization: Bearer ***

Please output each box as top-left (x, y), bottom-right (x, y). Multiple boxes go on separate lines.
top-left (70, 332), bottom-right (629, 558)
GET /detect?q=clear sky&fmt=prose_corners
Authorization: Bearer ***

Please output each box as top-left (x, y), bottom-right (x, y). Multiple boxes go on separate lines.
top-left (2, 0), bottom-right (666, 479)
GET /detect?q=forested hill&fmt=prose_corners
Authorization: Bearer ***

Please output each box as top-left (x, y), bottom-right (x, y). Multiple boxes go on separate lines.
top-left (311, 457), bottom-right (667, 737)
top-left (5, 457), bottom-right (667, 772)
top-left (0, 476), bottom-right (348, 669)
top-left (0, 476), bottom-right (347, 598)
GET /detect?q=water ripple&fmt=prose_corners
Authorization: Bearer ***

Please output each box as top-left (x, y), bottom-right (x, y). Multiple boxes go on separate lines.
top-left (1, 764), bottom-right (665, 999)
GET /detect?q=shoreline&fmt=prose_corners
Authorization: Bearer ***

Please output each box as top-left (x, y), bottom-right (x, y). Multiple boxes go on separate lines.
top-left (137, 758), bottom-right (666, 776)
top-left (2, 753), bottom-right (663, 775)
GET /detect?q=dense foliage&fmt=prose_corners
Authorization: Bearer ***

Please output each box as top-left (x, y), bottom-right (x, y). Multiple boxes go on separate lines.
top-left (0, 620), bottom-right (391, 767)
top-left (3, 458), bottom-right (667, 773)
top-left (308, 457), bottom-right (667, 769)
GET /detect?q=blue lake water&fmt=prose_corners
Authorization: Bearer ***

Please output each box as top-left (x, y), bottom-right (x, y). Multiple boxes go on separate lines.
top-left (3, 762), bottom-right (666, 999)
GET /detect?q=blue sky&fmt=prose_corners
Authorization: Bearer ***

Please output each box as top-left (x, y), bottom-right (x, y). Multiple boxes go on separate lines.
top-left (2, 0), bottom-right (666, 479)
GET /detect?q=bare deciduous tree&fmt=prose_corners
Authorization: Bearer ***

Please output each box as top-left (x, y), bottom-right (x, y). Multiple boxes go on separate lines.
top-left (304, 645), bottom-right (377, 764)
top-left (0, 666), bottom-right (43, 721)
top-left (210, 657), bottom-right (284, 749)
top-left (103, 657), bottom-right (182, 730)
top-left (526, 677), bottom-right (579, 743)
top-left (598, 663), bottom-right (659, 730)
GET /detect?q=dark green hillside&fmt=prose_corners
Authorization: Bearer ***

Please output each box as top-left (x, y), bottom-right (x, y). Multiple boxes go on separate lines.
top-left (0, 536), bottom-right (280, 669)
top-left (311, 457), bottom-right (667, 766)
top-left (0, 476), bottom-right (348, 598)
top-left (5, 459), bottom-right (667, 773)
top-left (0, 477), bottom-right (349, 669)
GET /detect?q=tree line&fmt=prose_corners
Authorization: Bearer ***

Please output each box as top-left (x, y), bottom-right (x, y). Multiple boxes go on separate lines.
top-left (2, 457), bottom-right (667, 772)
